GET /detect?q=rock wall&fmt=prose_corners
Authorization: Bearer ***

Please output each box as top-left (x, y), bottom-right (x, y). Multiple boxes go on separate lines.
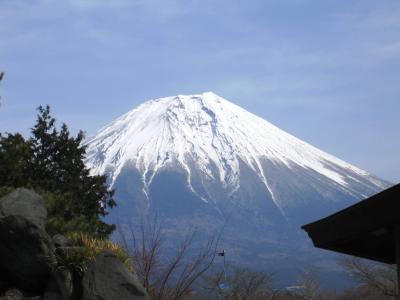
top-left (0, 188), bottom-right (148, 300)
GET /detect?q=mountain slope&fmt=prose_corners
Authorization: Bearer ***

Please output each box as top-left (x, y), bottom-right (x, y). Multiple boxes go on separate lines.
top-left (85, 92), bottom-right (387, 219)
top-left (84, 92), bottom-right (391, 286)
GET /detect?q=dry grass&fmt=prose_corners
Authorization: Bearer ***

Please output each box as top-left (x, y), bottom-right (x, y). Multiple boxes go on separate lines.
top-left (56, 232), bottom-right (133, 275)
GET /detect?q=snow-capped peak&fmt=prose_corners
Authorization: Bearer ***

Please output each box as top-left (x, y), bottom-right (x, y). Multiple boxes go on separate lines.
top-left (84, 92), bottom-right (387, 211)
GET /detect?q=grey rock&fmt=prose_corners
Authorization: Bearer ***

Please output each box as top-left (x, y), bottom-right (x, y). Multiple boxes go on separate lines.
top-left (82, 251), bottom-right (148, 300)
top-left (43, 276), bottom-right (63, 300)
top-left (53, 267), bottom-right (74, 300)
top-left (0, 188), bottom-right (47, 231)
top-left (0, 215), bottom-right (55, 294)
top-left (0, 289), bottom-right (23, 300)
top-left (52, 235), bottom-right (70, 249)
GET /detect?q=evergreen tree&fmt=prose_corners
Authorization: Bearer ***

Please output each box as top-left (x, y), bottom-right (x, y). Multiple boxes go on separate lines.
top-left (0, 105), bottom-right (116, 238)
top-left (0, 132), bottom-right (30, 188)
top-left (30, 105), bottom-right (58, 190)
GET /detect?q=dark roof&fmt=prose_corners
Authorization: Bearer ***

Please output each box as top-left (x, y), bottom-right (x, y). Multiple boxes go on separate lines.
top-left (302, 183), bottom-right (400, 264)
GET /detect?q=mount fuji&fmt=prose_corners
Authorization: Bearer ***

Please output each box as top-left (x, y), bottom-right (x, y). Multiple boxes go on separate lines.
top-left (85, 92), bottom-right (391, 286)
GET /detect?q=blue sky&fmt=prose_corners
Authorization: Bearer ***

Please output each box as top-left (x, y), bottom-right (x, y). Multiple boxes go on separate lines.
top-left (0, 0), bottom-right (399, 182)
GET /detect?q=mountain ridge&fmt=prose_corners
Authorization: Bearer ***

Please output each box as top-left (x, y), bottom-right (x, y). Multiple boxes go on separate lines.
top-left (85, 92), bottom-right (389, 220)
top-left (84, 91), bottom-right (392, 287)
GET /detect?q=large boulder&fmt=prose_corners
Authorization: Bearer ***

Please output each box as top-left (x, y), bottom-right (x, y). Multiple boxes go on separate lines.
top-left (0, 189), bottom-right (55, 294)
top-left (0, 288), bottom-right (23, 300)
top-left (53, 266), bottom-right (74, 300)
top-left (52, 234), bottom-right (71, 249)
top-left (82, 251), bottom-right (148, 300)
top-left (0, 188), bottom-right (47, 231)
top-left (43, 265), bottom-right (76, 300)
top-left (43, 276), bottom-right (63, 300)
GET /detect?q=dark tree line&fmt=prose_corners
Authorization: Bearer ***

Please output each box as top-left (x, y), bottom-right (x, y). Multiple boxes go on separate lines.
top-left (0, 105), bottom-right (116, 238)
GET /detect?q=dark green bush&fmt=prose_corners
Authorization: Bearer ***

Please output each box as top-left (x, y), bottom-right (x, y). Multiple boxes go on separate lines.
top-left (0, 105), bottom-right (115, 238)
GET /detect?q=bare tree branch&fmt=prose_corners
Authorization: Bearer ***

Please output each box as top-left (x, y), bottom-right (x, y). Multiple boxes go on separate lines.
top-left (119, 216), bottom-right (221, 300)
top-left (340, 256), bottom-right (397, 299)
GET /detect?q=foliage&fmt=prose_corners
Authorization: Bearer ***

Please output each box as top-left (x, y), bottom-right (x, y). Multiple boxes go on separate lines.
top-left (56, 232), bottom-right (132, 276)
top-left (0, 105), bottom-right (116, 238)
top-left (0, 186), bottom-right (15, 198)
top-left (0, 133), bottom-right (30, 188)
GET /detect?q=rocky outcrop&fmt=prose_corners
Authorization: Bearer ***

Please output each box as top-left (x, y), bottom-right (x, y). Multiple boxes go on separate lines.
top-left (0, 188), bottom-right (148, 300)
top-left (0, 188), bottom-right (55, 294)
top-left (53, 267), bottom-right (75, 300)
top-left (0, 188), bottom-right (48, 230)
top-left (0, 288), bottom-right (24, 300)
top-left (82, 251), bottom-right (148, 300)
top-left (52, 234), bottom-right (71, 248)
top-left (0, 215), bottom-right (55, 293)
top-left (43, 276), bottom-right (64, 300)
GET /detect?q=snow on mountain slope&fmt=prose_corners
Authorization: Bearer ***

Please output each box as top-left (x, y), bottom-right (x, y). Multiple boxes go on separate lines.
top-left (84, 92), bottom-right (388, 216)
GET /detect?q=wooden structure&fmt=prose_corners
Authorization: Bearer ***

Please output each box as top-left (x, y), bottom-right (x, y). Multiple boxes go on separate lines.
top-left (302, 183), bottom-right (400, 291)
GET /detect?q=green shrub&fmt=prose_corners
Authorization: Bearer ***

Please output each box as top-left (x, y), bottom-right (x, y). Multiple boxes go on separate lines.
top-left (0, 106), bottom-right (116, 238)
